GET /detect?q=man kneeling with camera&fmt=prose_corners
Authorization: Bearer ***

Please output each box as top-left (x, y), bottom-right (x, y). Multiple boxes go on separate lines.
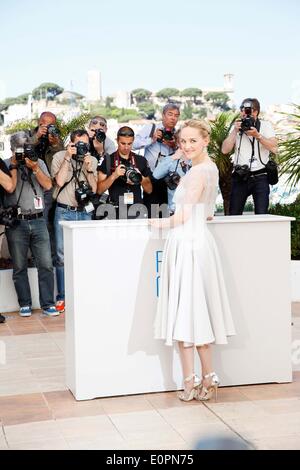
top-left (222, 98), bottom-right (277, 215)
top-left (51, 130), bottom-right (98, 312)
top-left (3, 131), bottom-right (58, 317)
top-left (97, 126), bottom-right (152, 219)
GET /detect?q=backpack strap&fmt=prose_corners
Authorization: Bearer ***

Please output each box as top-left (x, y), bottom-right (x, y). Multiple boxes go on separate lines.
top-left (149, 123), bottom-right (156, 139)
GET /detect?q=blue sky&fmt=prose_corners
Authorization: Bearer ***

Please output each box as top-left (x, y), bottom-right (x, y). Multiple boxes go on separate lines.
top-left (1, 0), bottom-right (299, 110)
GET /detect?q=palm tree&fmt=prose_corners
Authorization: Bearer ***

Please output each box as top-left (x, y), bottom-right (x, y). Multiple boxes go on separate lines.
top-left (278, 104), bottom-right (300, 190)
top-left (208, 112), bottom-right (239, 214)
top-left (5, 113), bottom-right (91, 144)
top-left (56, 113), bottom-right (91, 144)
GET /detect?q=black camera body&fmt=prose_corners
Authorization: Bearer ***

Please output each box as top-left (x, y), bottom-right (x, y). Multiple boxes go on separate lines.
top-left (120, 164), bottom-right (142, 185)
top-left (74, 141), bottom-right (90, 162)
top-left (37, 125), bottom-right (60, 156)
top-left (157, 128), bottom-right (175, 143)
top-left (164, 171), bottom-right (181, 190)
top-left (0, 206), bottom-right (19, 228)
top-left (240, 115), bottom-right (255, 133)
top-left (240, 102), bottom-right (256, 134)
top-left (94, 129), bottom-right (106, 143)
top-left (47, 124), bottom-right (60, 137)
top-left (15, 144), bottom-right (38, 165)
top-left (234, 164), bottom-right (250, 182)
top-left (75, 181), bottom-right (94, 207)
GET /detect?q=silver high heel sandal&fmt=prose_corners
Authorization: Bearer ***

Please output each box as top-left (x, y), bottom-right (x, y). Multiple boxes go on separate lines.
top-left (195, 372), bottom-right (220, 402)
top-left (178, 373), bottom-right (201, 402)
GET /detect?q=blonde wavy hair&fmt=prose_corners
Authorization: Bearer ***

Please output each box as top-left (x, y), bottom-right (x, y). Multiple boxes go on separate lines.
top-left (181, 119), bottom-right (211, 139)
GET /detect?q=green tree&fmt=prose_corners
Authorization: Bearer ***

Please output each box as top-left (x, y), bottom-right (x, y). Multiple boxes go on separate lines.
top-left (32, 82), bottom-right (64, 101)
top-left (181, 103), bottom-right (194, 120)
top-left (180, 87), bottom-right (202, 104)
top-left (105, 96), bottom-right (114, 108)
top-left (196, 107), bottom-right (207, 119)
top-left (156, 88), bottom-right (180, 100)
top-left (208, 111), bottom-right (239, 215)
top-left (0, 93), bottom-right (30, 111)
top-left (131, 88), bottom-right (152, 104)
top-left (205, 92), bottom-right (230, 111)
top-left (278, 104), bottom-right (300, 190)
top-left (138, 102), bottom-right (156, 119)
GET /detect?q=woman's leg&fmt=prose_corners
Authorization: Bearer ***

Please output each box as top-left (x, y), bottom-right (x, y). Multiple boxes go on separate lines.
top-left (178, 342), bottom-right (195, 393)
top-left (196, 344), bottom-right (213, 386)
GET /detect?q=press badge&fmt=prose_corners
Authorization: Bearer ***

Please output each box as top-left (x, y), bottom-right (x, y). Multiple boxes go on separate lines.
top-left (85, 202), bottom-right (95, 213)
top-left (124, 192), bottom-right (134, 205)
top-left (34, 196), bottom-right (44, 210)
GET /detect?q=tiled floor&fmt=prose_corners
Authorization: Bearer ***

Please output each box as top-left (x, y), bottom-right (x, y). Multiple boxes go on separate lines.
top-left (0, 303), bottom-right (299, 450)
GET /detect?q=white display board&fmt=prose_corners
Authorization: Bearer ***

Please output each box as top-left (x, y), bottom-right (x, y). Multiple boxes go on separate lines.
top-left (62, 215), bottom-right (293, 401)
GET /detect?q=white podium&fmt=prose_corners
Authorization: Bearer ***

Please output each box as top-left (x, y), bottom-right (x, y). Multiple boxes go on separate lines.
top-left (62, 215), bottom-right (293, 401)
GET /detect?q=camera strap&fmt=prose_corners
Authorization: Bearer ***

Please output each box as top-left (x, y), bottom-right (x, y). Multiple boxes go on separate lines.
top-left (26, 170), bottom-right (38, 197)
top-left (55, 174), bottom-right (75, 200)
top-left (236, 118), bottom-right (261, 171)
top-left (72, 160), bottom-right (87, 189)
top-left (0, 171), bottom-right (24, 233)
top-left (113, 152), bottom-right (137, 169)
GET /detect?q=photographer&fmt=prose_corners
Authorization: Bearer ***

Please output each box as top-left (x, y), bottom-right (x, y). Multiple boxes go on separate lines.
top-left (87, 116), bottom-right (116, 162)
top-left (153, 148), bottom-right (191, 215)
top-left (30, 112), bottom-right (64, 259)
top-left (133, 103), bottom-right (180, 216)
top-left (0, 156), bottom-right (15, 323)
top-left (222, 98), bottom-right (277, 215)
top-left (3, 131), bottom-right (58, 317)
top-left (30, 112), bottom-right (64, 172)
top-left (97, 126), bottom-right (152, 219)
top-left (51, 130), bottom-right (98, 312)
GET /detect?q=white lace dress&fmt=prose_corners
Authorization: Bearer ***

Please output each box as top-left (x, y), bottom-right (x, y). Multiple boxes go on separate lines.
top-left (154, 160), bottom-right (236, 347)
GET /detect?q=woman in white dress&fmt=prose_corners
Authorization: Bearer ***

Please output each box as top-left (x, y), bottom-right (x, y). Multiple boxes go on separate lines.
top-left (150, 120), bottom-right (235, 402)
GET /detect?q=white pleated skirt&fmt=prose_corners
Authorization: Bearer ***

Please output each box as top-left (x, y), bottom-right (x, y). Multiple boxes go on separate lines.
top-left (154, 213), bottom-right (236, 347)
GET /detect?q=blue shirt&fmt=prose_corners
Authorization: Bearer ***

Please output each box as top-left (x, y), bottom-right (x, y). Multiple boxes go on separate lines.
top-left (153, 156), bottom-right (191, 213)
top-left (133, 123), bottom-right (176, 172)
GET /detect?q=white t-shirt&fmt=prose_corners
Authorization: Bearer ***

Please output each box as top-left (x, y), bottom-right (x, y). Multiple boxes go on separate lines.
top-left (232, 120), bottom-right (275, 171)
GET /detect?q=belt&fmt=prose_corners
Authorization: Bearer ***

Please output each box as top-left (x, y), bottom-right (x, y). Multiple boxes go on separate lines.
top-left (57, 203), bottom-right (84, 212)
top-left (17, 212), bottom-right (44, 220)
top-left (250, 168), bottom-right (267, 176)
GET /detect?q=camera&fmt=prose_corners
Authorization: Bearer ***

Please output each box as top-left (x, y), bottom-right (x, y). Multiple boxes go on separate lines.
top-left (94, 129), bottom-right (106, 143)
top-left (240, 101), bottom-right (255, 133)
top-left (47, 124), bottom-right (60, 137)
top-left (75, 181), bottom-right (95, 207)
top-left (234, 164), bottom-right (250, 182)
top-left (120, 164), bottom-right (142, 185)
top-left (0, 206), bottom-right (19, 228)
top-left (157, 128), bottom-right (175, 143)
top-left (164, 171), bottom-right (181, 190)
top-left (74, 141), bottom-right (90, 162)
top-left (15, 144), bottom-right (38, 164)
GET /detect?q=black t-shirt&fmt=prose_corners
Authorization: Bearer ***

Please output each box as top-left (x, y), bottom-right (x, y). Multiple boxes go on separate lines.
top-left (0, 158), bottom-right (11, 207)
top-left (97, 151), bottom-right (151, 205)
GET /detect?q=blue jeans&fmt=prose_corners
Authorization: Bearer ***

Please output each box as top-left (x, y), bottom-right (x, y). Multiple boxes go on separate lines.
top-left (229, 174), bottom-right (270, 215)
top-left (6, 218), bottom-right (55, 309)
top-left (54, 205), bottom-right (92, 301)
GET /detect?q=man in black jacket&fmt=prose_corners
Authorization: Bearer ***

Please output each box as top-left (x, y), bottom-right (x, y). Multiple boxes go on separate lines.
top-left (0, 156), bottom-right (16, 323)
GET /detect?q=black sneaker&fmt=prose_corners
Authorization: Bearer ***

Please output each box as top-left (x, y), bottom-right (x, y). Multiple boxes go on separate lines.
top-left (0, 314), bottom-right (6, 323)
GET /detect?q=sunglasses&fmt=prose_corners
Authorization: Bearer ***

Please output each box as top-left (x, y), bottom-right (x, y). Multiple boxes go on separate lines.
top-left (90, 119), bottom-right (107, 126)
top-left (118, 131), bottom-right (134, 137)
